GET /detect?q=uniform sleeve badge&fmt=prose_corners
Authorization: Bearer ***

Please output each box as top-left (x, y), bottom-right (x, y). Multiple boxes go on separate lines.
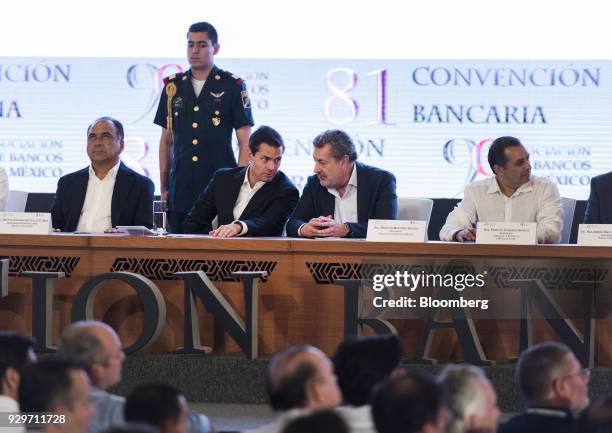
top-left (241, 90), bottom-right (251, 109)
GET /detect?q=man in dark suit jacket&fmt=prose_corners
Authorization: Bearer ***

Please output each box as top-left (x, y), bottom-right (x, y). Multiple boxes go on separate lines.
top-left (498, 342), bottom-right (589, 433)
top-left (286, 129), bottom-right (397, 238)
top-left (51, 117), bottom-right (154, 232)
top-left (584, 171), bottom-right (612, 223)
top-left (183, 125), bottom-right (299, 236)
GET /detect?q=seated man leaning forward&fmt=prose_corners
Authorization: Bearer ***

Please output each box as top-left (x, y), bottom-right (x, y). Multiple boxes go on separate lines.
top-left (51, 117), bottom-right (154, 232)
top-left (183, 125), bottom-right (299, 236)
top-left (439, 136), bottom-right (562, 244)
top-left (286, 129), bottom-right (397, 238)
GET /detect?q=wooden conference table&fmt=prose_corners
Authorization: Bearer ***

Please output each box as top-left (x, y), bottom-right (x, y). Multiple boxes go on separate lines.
top-left (0, 234), bottom-right (611, 365)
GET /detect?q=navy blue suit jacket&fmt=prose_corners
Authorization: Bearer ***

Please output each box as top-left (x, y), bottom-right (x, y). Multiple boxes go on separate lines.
top-left (286, 162), bottom-right (397, 238)
top-left (183, 166), bottom-right (299, 236)
top-left (51, 162), bottom-right (154, 231)
top-left (584, 171), bottom-right (612, 224)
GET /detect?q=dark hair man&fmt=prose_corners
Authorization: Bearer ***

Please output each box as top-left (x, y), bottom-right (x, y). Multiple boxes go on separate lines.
top-left (440, 136), bottom-right (562, 243)
top-left (155, 21), bottom-right (254, 233)
top-left (499, 342), bottom-right (590, 433)
top-left (183, 125), bottom-right (298, 236)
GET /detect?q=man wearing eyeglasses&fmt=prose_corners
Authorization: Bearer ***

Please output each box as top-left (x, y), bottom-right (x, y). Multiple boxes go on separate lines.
top-left (499, 342), bottom-right (590, 433)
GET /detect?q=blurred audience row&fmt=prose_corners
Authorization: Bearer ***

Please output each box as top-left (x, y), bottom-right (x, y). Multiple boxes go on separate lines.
top-left (0, 323), bottom-right (609, 433)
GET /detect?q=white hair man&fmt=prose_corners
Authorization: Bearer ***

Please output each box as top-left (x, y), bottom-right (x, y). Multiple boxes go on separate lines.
top-left (439, 365), bottom-right (501, 433)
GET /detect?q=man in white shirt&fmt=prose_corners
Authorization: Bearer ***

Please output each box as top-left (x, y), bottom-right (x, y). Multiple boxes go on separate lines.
top-left (183, 125), bottom-right (298, 236)
top-left (286, 130), bottom-right (397, 238)
top-left (439, 136), bottom-right (562, 244)
top-left (51, 117), bottom-right (154, 232)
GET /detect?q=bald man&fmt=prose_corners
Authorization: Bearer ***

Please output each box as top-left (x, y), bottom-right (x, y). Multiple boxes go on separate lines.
top-left (58, 321), bottom-right (126, 433)
top-left (246, 344), bottom-right (342, 433)
top-left (58, 321), bottom-right (213, 433)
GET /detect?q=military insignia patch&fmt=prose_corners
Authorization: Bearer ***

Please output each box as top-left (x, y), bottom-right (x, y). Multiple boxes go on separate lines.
top-left (241, 90), bottom-right (251, 109)
top-left (210, 91), bottom-right (225, 98)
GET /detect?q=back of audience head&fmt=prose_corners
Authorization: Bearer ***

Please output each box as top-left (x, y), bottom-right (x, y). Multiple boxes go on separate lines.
top-left (281, 410), bottom-right (349, 433)
top-left (579, 396), bottom-right (612, 433)
top-left (333, 333), bottom-right (403, 406)
top-left (0, 331), bottom-right (36, 400)
top-left (372, 370), bottom-right (449, 433)
top-left (101, 424), bottom-right (159, 433)
top-left (124, 383), bottom-right (189, 433)
top-left (517, 341), bottom-right (589, 415)
top-left (439, 364), bottom-right (500, 433)
top-left (58, 320), bottom-right (125, 390)
top-left (19, 359), bottom-right (95, 433)
top-left (266, 344), bottom-right (341, 412)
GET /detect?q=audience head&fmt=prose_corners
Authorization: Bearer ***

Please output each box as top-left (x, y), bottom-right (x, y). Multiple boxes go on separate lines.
top-left (248, 125), bottom-right (285, 183)
top-left (0, 331), bottom-right (36, 400)
top-left (58, 321), bottom-right (125, 390)
top-left (282, 410), bottom-right (349, 433)
top-left (579, 396), bottom-right (612, 433)
top-left (101, 424), bottom-right (159, 433)
top-left (372, 370), bottom-right (449, 433)
top-left (487, 136), bottom-right (531, 189)
top-left (266, 344), bottom-right (341, 412)
top-left (19, 359), bottom-right (95, 433)
top-left (124, 383), bottom-right (189, 433)
top-left (333, 333), bottom-right (403, 406)
top-left (312, 129), bottom-right (357, 190)
top-left (439, 364), bottom-right (500, 433)
top-left (517, 342), bottom-right (589, 415)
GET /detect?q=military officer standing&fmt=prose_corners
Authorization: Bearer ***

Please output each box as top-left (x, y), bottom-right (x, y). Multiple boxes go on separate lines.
top-left (155, 21), bottom-right (254, 233)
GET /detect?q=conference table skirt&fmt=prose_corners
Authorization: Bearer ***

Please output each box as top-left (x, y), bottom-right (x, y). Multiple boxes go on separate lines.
top-left (0, 234), bottom-right (610, 365)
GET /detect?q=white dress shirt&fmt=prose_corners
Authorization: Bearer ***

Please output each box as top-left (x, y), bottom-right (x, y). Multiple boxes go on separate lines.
top-left (0, 166), bottom-right (8, 211)
top-left (0, 395), bottom-right (24, 433)
top-left (76, 162), bottom-right (120, 233)
top-left (335, 405), bottom-right (376, 433)
top-left (439, 175), bottom-right (563, 244)
top-left (328, 164), bottom-right (358, 223)
top-left (232, 166), bottom-right (266, 235)
top-left (298, 164), bottom-right (358, 236)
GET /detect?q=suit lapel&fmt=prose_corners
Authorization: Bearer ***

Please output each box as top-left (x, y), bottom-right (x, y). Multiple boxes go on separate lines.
top-left (321, 185), bottom-right (335, 218)
top-left (111, 163), bottom-right (133, 227)
top-left (355, 162), bottom-right (369, 222)
top-left (240, 174), bottom-right (277, 219)
top-left (72, 168), bottom-right (89, 227)
top-left (182, 69), bottom-right (198, 105)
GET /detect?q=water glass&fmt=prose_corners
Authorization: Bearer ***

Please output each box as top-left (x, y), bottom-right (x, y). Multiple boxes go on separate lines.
top-left (153, 200), bottom-right (168, 236)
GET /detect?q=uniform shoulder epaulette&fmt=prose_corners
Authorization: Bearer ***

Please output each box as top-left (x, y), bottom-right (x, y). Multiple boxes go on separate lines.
top-left (216, 68), bottom-right (244, 85)
top-left (162, 72), bottom-right (185, 85)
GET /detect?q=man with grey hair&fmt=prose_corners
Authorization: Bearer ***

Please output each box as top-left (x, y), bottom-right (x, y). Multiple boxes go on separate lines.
top-left (438, 364), bottom-right (500, 433)
top-left (498, 342), bottom-right (589, 433)
top-left (58, 321), bottom-right (126, 433)
top-left (286, 129), bottom-right (397, 238)
top-left (58, 321), bottom-right (212, 433)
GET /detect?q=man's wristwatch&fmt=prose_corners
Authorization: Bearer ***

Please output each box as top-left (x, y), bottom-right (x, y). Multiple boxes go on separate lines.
top-left (343, 223), bottom-right (351, 238)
